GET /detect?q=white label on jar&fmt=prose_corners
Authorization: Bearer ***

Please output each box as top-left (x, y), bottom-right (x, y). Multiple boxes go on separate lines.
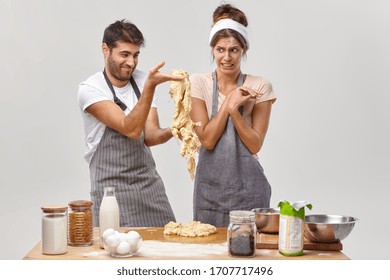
top-left (278, 215), bottom-right (303, 254)
top-left (42, 214), bottom-right (68, 254)
top-left (279, 216), bottom-right (287, 250)
top-left (289, 218), bottom-right (303, 250)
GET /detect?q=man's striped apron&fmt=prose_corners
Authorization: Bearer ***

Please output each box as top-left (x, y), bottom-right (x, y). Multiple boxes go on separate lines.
top-left (89, 70), bottom-right (176, 227)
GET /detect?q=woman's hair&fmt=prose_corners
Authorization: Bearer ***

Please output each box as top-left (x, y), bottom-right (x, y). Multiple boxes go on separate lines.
top-left (102, 19), bottom-right (145, 50)
top-left (210, 4), bottom-right (249, 52)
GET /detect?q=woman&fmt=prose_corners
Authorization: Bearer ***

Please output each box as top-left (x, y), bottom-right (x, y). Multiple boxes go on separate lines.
top-left (190, 4), bottom-right (277, 226)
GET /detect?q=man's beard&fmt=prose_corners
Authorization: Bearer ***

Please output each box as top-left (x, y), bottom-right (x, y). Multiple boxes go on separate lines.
top-left (107, 55), bottom-right (133, 82)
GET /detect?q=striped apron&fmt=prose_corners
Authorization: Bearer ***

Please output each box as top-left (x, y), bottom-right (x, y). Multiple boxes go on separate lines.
top-left (193, 72), bottom-right (271, 227)
top-left (89, 70), bottom-right (176, 227)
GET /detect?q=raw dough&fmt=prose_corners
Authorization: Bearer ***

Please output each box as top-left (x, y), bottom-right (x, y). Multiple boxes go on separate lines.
top-left (163, 221), bottom-right (183, 235)
top-left (169, 70), bottom-right (201, 180)
top-left (164, 221), bottom-right (217, 237)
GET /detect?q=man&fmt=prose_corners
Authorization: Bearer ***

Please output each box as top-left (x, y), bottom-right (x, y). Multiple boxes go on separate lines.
top-left (78, 19), bottom-right (181, 227)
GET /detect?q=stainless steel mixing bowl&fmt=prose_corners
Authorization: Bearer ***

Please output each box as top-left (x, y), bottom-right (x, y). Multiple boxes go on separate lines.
top-left (252, 207), bottom-right (280, 233)
top-left (304, 214), bottom-right (358, 243)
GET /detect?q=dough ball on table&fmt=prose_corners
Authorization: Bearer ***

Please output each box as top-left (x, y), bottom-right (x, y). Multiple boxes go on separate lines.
top-left (163, 220), bottom-right (217, 237)
top-left (163, 221), bottom-right (182, 235)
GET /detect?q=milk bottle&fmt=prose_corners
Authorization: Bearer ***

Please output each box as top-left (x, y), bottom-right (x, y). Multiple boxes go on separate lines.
top-left (99, 187), bottom-right (120, 248)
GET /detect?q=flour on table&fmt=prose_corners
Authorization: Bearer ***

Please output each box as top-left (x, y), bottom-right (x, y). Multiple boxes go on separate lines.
top-left (138, 240), bottom-right (227, 257)
top-left (169, 70), bottom-right (201, 180)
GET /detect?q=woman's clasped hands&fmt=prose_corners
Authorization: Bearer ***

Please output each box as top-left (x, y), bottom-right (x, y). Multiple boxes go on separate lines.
top-left (226, 86), bottom-right (263, 113)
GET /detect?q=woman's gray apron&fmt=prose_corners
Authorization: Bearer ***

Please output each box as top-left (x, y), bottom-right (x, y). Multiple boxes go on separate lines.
top-left (193, 72), bottom-right (271, 226)
top-left (89, 70), bottom-right (175, 227)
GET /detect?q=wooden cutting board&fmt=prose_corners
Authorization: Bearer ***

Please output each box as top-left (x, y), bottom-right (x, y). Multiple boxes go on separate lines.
top-left (125, 227), bottom-right (228, 244)
top-left (256, 233), bottom-right (343, 251)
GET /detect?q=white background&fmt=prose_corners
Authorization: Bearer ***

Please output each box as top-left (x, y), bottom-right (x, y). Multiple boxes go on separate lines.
top-left (0, 0), bottom-right (389, 261)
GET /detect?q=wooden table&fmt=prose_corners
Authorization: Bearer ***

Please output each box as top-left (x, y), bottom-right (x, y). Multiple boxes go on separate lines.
top-left (23, 227), bottom-right (349, 260)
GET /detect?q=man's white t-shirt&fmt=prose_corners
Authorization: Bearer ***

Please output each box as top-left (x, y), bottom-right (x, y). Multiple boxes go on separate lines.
top-left (77, 69), bottom-right (157, 164)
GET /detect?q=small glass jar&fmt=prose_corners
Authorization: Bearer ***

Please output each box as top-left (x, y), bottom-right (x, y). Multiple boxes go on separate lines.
top-left (228, 210), bottom-right (256, 257)
top-left (41, 205), bottom-right (68, 255)
top-left (68, 200), bottom-right (93, 247)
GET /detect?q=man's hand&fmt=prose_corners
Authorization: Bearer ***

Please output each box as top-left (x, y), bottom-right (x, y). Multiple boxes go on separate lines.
top-left (145, 61), bottom-right (184, 89)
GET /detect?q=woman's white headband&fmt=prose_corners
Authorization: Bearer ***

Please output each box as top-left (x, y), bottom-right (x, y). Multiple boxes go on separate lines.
top-left (208, 18), bottom-right (249, 47)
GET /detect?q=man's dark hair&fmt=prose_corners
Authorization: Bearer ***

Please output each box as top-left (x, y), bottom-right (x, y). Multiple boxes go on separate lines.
top-left (102, 19), bottom-right (145, 49)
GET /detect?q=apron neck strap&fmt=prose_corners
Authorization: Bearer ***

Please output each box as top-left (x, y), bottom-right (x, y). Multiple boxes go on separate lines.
top-left (211, 70), bottom-right (244, 118)
top-left (102, 69), bottom-right (141, 111)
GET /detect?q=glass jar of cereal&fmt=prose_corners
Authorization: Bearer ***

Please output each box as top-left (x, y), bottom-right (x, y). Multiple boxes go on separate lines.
top-left (68, 200), bottom-right (93, 247)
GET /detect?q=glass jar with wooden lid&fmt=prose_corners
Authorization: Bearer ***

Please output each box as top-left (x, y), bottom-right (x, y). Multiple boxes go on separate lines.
top-left (41, 205), bottom-right (68, 254)
top-left (68, 200), bottom-right (93, 246)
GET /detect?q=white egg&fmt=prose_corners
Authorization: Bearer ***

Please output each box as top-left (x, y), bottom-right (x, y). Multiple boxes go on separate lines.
top-left (127, 230), bottom-right (140, 237)
top-left (102, 228), bottom-right (116, 241)
top-left (105, 244), bottom-right (117, 254)
top-left (117, 232), bottom-right (128, 242)
top-left (116, 241), bottom-right (131, 255)
top-left (105, 234), bottom-right (120, 248)
top-left (129, 238), bottom-right (142, 252)
top-left (127, 230), bottom-right (141, 242)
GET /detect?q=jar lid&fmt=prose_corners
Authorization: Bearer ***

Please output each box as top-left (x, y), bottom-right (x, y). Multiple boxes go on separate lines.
top-left (68, 200), bottom-right (93, 209)
top-left (229, 210), bottom-right (255, 223)
top-left (41, 205), bottom-right (68, 213)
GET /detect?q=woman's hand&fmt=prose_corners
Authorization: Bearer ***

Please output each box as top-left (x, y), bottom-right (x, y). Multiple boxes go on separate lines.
top-left (226, 86), bottom-right (259, 114)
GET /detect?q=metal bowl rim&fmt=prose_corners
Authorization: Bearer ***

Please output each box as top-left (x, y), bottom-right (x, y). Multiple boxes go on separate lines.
top-left (305, 214), bottom-right (359, 225)
top-left (251, 207), bottom-right (280, 214)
